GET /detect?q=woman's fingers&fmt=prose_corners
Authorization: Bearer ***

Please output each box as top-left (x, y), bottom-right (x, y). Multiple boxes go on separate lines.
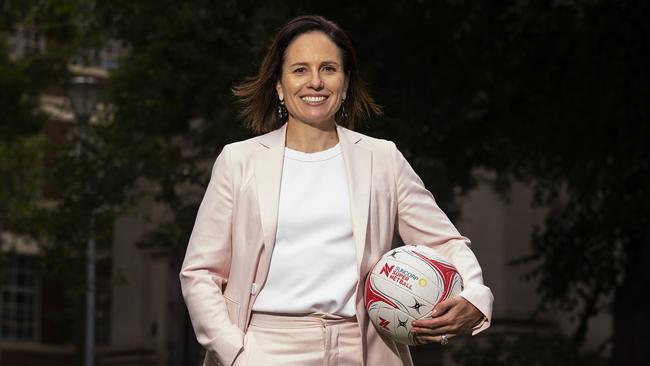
top-left (411, 298), bottom-right (458, 332)
top-left (430, 297), bottom-right (455, 317)
top-left (411, 296), bottom-right (485, 340)
top-left (413, 333), bottom-right (454, 345)
top-left (411, 323), bottom-right (453, 336)
top-left (411, 310), bottom-right (455, 334)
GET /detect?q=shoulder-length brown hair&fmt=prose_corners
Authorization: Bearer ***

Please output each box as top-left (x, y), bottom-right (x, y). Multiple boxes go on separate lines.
top-left (232, 15), bottom-right (382, 134)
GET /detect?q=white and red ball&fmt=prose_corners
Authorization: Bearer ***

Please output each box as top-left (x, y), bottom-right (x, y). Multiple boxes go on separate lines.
top-left (364, 245), bottom-right (463, 345)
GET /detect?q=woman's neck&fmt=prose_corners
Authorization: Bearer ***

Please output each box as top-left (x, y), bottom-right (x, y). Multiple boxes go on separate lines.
top-left (285, 119), bottom-right (339, 153)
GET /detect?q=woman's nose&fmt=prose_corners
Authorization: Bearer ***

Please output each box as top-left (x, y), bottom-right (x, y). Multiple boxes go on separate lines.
top-left (308, 71), bottom-right (324, 89)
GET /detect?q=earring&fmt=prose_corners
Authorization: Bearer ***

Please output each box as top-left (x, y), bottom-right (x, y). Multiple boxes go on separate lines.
top-left (341, 100), bottom-right (348, 120)
top-left (277, 100), bottom-right (288, 121)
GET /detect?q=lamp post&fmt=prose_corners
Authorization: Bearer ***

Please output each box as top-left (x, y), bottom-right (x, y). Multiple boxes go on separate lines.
top-left (64, 74), bottom-right (103, 366)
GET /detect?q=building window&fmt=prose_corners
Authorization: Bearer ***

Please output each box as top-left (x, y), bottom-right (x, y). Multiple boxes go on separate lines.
top-left (99, 40), bottom-right (123, 70)
top-left (69, 40), bottom-right (125, 71)
top-left (8, 25), bottom-right (46, 59)
top-left (0, 254), bottom-right (40, 340)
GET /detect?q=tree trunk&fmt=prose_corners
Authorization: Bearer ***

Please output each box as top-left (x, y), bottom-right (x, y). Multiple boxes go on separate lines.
top-left (612, 234), bottom-right (650, 365)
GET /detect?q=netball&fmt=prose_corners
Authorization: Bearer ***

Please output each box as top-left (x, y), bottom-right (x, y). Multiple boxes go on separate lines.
top-left (364, 245), bottom-right (463, 345)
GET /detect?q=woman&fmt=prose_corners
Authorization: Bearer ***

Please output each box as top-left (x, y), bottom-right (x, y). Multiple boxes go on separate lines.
top-left (180, 15), bottom-right (493, 366)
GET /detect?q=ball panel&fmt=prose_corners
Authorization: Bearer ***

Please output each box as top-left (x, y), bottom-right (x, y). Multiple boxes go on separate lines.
top-left (449, 273), bottom-right (463, 299)
top-left (373, 304), bottom-right (397, 335)
top-left (377, 256), bottom-right (446, 305)
top-left (399, 246), bottom-right (464, 302)
top-left (391, 307), bottom-right (418, 345)
top-left (371, 259), bottom-right (443, 304)
top-left (364, 273), bottom-right (400, 311)
top-left (370, 305), bottom-right (419, 346)
top-left (369, 273), bottom-right (435, 319)
top-left (399, 247), bottom-right (455, 278)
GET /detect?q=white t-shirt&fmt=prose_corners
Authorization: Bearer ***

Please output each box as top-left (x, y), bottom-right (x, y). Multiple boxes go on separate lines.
top-left (251, 142), bottom-right (358, 316)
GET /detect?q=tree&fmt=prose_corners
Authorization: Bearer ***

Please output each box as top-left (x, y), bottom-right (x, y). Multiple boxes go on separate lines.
top-left (1, 1), bottom-right (132, 363)
top-left (434, 2), bottom-right (649, 364)
top-left (1, 0), bottom-right (98, 243)
top-left (0, 5), bottom-right (49, 240)
top-left (349, 1), bottom-right (648, 364)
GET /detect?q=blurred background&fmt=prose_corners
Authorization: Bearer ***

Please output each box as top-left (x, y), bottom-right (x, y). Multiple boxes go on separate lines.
top-left (1, 0), bottom-right (648, 365)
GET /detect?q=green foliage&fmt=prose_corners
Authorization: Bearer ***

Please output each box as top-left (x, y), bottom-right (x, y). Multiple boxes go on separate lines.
top-left (0, 136), bottom-right (47, 234)
top-left (452, 0), bottom-right (649, 348)
top-left (0, 0), bottom-right (117, 285)
top-left (0, 42), bottom-right (46, 140)
top-left (85, 1), bottom-right (299, 249)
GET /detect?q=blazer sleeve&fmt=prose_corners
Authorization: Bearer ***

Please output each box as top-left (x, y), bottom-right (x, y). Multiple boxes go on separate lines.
top-left (390, 141), bottom-right (494, 335)
top-left (179, 145), bottom-right (244, 366)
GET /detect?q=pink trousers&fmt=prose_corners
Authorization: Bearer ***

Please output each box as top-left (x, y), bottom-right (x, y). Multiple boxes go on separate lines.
top-left (232, 312), bottom-right (363, 366)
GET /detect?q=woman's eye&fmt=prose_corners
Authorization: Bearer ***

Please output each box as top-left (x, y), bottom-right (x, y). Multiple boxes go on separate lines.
top-left (294, 67), bottom-right (306, 73)
top-left (323, 66), bottom-right (336, 72)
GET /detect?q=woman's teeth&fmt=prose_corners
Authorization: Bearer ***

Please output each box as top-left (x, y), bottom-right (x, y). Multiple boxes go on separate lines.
top-left (301, 96), bottom-right (327, 103)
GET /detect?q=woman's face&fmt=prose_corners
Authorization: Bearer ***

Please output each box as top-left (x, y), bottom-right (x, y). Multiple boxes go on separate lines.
top-left (276, 31), bottom-right (349, 127)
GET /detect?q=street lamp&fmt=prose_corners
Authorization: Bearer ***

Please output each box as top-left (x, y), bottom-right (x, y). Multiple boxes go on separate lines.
top-left (66, 76), bottom-right (103, 123)
top-left (64, 74), bottom-right (103, 366)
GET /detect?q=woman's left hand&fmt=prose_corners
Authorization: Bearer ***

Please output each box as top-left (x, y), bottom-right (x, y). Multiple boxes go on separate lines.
top-left (410, 296), bottom-right (484, 345)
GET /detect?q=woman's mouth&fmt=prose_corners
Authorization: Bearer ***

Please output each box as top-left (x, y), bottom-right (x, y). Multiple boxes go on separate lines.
top-left (301, 95), bottom-right (328, 105)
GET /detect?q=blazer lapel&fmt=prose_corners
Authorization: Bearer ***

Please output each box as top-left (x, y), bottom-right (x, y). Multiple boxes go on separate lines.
top-left (337, 124), bottom-right (372, 269)
top-left (253, 122), bottom-right (372, 277)
top-left (253, 122), bottom-right (287, 259)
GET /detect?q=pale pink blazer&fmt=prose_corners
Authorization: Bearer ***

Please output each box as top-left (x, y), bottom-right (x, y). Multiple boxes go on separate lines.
top-left (180, 122), bottom-right (493, 366)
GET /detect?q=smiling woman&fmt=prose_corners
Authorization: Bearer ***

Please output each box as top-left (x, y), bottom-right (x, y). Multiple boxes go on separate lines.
top-left (181, 14), bottom-right (493, 366)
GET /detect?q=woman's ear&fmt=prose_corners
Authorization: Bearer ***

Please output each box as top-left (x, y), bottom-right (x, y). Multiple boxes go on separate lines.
top-left (276, 81), bottom-right (284, 101)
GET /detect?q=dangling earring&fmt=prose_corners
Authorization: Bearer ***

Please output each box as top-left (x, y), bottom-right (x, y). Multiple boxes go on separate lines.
top-left (277, 99), bottom-right (288, 121)
top-left (341, 99), bottom-right (348, 120)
